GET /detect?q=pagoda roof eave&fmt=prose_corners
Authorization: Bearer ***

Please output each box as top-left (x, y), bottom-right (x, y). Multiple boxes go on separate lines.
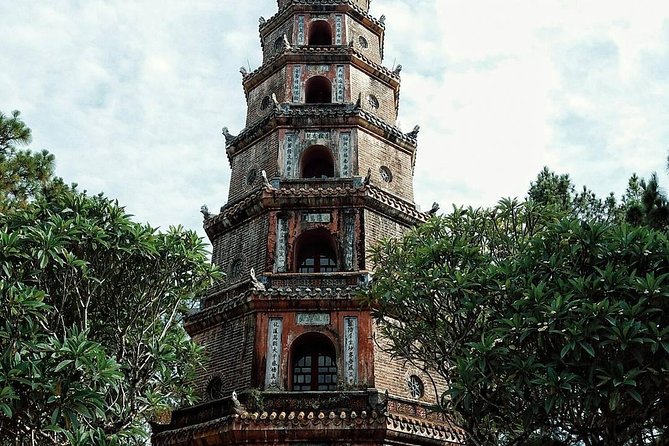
top-left (225, 104), bottom-right (417, 165)
top-left (242, 47), bottom-right (399, 95)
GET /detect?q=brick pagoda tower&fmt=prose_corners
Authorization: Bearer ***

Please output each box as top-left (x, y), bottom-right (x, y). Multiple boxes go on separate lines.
top-left (152, 1), bottom-right (463, 444)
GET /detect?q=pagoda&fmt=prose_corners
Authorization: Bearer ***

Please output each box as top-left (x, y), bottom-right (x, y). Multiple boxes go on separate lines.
top-left (152, 1), bottom-right (464, 444)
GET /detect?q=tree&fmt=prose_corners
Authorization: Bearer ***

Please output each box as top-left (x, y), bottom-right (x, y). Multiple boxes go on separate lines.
top-left (527, 167), bottom-right (617, 223)
top-left (0, 110), bottom-right (60, 212)
top-left (366, 198), bottom-right (669, 445)
top-left (0, 113), bottom-right (222, 444)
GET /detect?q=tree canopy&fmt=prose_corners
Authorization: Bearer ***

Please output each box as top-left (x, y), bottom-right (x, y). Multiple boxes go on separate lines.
top-left (0, 112), bottom-right (221, 445)
top-left (0, 110), bottom-right (61, 212)
top-left (367, 172), bottom-right (669, 445)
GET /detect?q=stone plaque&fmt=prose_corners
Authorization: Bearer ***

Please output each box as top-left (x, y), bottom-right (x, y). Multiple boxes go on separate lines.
top-left (339, 132), bottom-right (351, 177)
top-left (284, 133), bottom-right (296, 178)
top-left (344, 212), bottom-right (355, 270)
top-left (274, 216), bottom-right (289, 272)
top-left (335, 65), bottom-right (345, 102)
top-left (305, 131), bottom-right (330, 141)
top-left (307, 65), bottom-right (330, 74)
top-left (335, 15), bottom-right (343, 45)
top-left (303, 213), bottom-right (331, 223)
top-left (344, 317), bottom-right (359, 385)
top-left (265, 318), bottom-right (283, 389)
top-left (297, 16), bottom-right (305, 45)
top-left (296, 313), bottom-right (330, 325)
top-left (292, 66), bottom-right (302, 102)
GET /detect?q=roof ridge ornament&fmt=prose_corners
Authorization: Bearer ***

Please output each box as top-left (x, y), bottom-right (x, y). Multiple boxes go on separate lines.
top-left (222, 127), bottom-right (237, 144)
top-left (406, 124), bottom-right (420, 139)
top-left (250, 268), bottom-right (266, 291)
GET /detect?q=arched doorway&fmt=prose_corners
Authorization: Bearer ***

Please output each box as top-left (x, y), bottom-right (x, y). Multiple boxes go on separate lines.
top-left (294, 228), bottom-right (338, 273)
top-left (305, 76), bottom-right (332, 103)
top-left (300, 145), bottom-right (335, 178)
top-left (308, 21), bottom-right (333, 46)
top-left (291, 332), bottom-right (337, 391)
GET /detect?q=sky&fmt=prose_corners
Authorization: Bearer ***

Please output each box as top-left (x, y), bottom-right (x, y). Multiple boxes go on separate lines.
top-left (1, 0), bottom-right (668, 245)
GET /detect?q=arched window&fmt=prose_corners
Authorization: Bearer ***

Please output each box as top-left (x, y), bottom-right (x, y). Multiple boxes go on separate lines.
top-left (294, 228), bottom-right (338, 273)
top-left (291, 333), bottom-right (337, 391)
top-left (308, 20), bottom-right (333, 46)
top-left (300, 145), bottom-right (334, 178)
top-left (305, 76), bottom-right (332, 104)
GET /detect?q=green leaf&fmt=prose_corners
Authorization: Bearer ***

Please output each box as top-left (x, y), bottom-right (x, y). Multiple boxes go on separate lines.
top-left (54, 359), bottom-right (73, 372)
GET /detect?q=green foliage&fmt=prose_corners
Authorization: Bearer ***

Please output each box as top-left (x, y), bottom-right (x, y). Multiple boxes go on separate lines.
top-left (0, 111), bottom-right (222, 444)
top-left (529, 166), bottom-right (669, 229)
top-left (367, 198), bottom-right (669, 445)
top-left (0, 110), bottom-right (61, 212)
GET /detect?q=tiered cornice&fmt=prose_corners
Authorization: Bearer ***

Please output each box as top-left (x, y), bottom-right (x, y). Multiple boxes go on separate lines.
top-left (225, 104), bottom-right (417, 165)
top-left (203, 181), bottom-right (427, 238)
top-left (259, 0), bottom-right (385, 39)
top-left (152, 391), bottom-right (465, 446)
top-left (186, 285), bottom-right (364, 335)
top-left (242, 46), bottom-right (399, 94)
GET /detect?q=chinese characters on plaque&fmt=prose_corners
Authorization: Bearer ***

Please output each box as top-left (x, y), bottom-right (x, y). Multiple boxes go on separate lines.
top-left (344, 317), bottom-right (358, 385)
top-left (265, 318), bottom-right (283, 389)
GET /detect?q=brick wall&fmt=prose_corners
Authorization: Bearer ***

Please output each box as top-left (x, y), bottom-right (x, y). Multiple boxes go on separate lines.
top-left (255, 310), bottom-right (374, 391)
top-left (372, 322), bottom-right (446, 405)
top-left (245, 69), bottom-right (288, 127)
top-left (349, 66), bottom-right (397, 124)
top-left (346, 18), bottom-right (382, 65)
top-left (211, 214), bottom-right (269, 287)
top-left (362, 209), bottom-right (410, 270)
top-left (228, 132), bottom-right (280, 202)
top-left (356, 130), bottom-right (414, 201)
top-left (193, 313), bottom-right (256, 399)
top-left (262, 18), bottom-right (294, 62)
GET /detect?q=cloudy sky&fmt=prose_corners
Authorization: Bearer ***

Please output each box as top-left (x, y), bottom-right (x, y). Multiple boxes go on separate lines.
top-left (1, 0), bottom-right (668, 244)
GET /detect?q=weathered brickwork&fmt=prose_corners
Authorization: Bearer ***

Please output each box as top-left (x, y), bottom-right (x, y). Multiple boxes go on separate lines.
top-left (362, 208), bottom-right (409, 269)
top-left (192, 314), bottom-right (256, 400)
top-left (261, 18), bottom-right (295, 62)
top-left (347, 18), bottom-right (383, 65)
top-left (227, 132), bottom-right (279, 202)
top-left (211, 215), bottom-right (269, 287)
top-left (356, 130), bottom-right (415, 201)
top-left (245, 69), bottom-right (288, 127)
top-left (350, 66), bottom-right (397, 122)
top-left (276, 128), bottom-right (358, 178)
top-left (373, 326), bottom-right (444, 404)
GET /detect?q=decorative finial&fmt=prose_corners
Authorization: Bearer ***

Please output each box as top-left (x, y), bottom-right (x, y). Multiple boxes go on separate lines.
top-left (282, 33), bottom-right (291, 50)
top-left (259, 16), bottom-right (266, 25)
top-left (261, 170), bottom-right (273, 189)
top-left (231, 390), bottom-right (245, 414)
top-left (393, 64), bottom-right (403, 76)
top-left (250, 268), bottom-right (266, 291)
top-left (379, 14), bottom-right (386, 25)
top-left (406, 125), bottom-right (420, 139)
top-left (222, 127), bottom-right (236, 144)
top-left (348, 39), bottom-right (355, 49)
top-left (428, 202), bottom-right (440, 215)
top-left (363, 168), bottom-right (372, 186)
top-left (200, 205), bottom-right (211, 220)
top-left (239, 66), bottom-right (248, 77)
